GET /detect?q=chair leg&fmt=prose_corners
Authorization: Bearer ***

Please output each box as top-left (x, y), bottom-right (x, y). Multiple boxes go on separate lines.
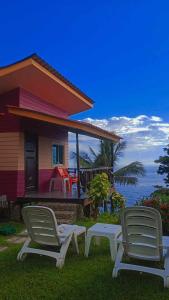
top-left (109, 237), bottom-right (117, 261)
top-left (164, 276), bottom-right (169, 288)
top-left (56, 234), bottom-right (73, 268)
top-left (112, 242), bottom-right (124, 278)
top-left (17, 238), bottom-right (31, 261)
top-left (85, 235), bottom-right (92, 257)
top-left (56, 257), bottom-right (65, 268)
top-left (164, 248), bottom-right (169, 288)
top-left (71, 233), bottom-right (79, 254)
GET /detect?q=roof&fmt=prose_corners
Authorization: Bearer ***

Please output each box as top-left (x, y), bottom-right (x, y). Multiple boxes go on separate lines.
top-left (0, 54), bottom-right (93, 115)
top-left (7, 106), bottom-right (121, 142)
top-left (0, 54), bottom-right (94, 105)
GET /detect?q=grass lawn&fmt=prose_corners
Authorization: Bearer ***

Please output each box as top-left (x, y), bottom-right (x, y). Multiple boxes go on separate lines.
top-left (0, 215), bottom-right (169, 300)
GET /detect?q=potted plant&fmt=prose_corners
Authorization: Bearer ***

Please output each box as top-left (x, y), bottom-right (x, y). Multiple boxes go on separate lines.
top-left (88, 172), bottom-right (111, 219)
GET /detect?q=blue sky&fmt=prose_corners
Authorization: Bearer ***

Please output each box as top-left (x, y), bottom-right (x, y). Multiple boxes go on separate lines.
top-left (1, 1), bottom-right (169, 166)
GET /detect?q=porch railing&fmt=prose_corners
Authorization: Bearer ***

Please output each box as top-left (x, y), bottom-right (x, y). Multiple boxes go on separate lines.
top-left (68, 167), bottom-right (113, 192)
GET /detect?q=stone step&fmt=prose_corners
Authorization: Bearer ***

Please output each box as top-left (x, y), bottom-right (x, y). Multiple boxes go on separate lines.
top-left (36, 202), bottom-right (83, 224)
top-left (54, 210), bottom-right (76, 219)
top-left (38, 202), bottom-right (78, 211)
top-left (57, 219), bottom-right (73, 225)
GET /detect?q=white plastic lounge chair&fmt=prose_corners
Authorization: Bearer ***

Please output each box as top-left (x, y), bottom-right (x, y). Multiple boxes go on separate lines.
top-left (17, 206), bottom-right (81, 268)
top-left (112, 206), bottom-right (169, 287)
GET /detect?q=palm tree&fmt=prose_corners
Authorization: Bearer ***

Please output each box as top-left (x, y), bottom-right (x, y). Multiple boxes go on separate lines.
top-left (72, 140), bottom-right (145, 186)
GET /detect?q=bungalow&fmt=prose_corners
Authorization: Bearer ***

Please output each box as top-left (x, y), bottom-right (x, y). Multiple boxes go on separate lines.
top-left (0, 54), bottom-right (120, 203)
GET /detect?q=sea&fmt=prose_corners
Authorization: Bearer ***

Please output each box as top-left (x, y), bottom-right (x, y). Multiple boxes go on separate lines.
top-left (115, 165), bottom-right (164, 207)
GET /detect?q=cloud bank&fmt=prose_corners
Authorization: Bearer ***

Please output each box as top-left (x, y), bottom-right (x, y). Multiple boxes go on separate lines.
top-left (69, 115), bottom-right (169, 167)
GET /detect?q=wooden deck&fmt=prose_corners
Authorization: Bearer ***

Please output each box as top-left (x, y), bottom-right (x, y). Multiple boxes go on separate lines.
top-left (16, 190), bottom-right (89, 205)
top-left (15, 190), bottom-right (92, 220)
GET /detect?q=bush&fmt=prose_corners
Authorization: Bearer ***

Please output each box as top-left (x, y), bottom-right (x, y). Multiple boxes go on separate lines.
top-left (136, 194), bottom-right (169, 235)
top-left (0, 224), bottom-right (16, 235)
top-left (110, 191), bottom-right (125, 212)
top-left (151, 187), bottom-right (169, 196)
top-left (88, 172), bottom-right (111, 218)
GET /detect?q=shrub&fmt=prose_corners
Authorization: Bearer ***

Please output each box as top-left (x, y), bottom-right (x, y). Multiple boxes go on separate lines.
top-left (110, 191), bottom-right (125, 212)
top-left (88, 172), bottom-right (111, 218)
top-left (136, 195), bottom-right (169, 235)
top-left (151, 188), bottom-right (169, 197)
top-left (0, 224), bottom-right (16, 235)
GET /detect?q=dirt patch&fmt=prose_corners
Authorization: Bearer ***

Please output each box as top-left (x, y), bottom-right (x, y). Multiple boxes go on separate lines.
top-left (0, 246), bottom-right (8, 252)
top-left (7, 236), bottom-right (27, 244)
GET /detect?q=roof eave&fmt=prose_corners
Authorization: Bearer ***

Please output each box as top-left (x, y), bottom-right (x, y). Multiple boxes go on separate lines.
top-left (7, 106), bottom-right (121, 143)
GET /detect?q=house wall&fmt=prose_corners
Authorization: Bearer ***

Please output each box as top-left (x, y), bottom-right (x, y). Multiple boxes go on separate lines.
top-left (0, 129), bottom-right (69, 199)
top-left (0, 90), bottom-right (24, 200)
top-left (0, 89), bottom-right (20, 113)
top-left (38, 133), bottom-right (68, 192)
top-left (0, 89), bottom-right (69, 200)
top-left (0, 132), bottom-right (24, 200)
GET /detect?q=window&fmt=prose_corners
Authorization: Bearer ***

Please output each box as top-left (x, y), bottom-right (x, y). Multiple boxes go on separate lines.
top-left (52, 144), bottom-right (64, 165)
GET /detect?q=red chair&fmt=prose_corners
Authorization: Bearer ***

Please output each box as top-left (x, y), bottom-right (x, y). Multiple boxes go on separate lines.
top-left (55, 167), bottom-right (78, 192)
top-left (63, 168), bottom-right (78, 183)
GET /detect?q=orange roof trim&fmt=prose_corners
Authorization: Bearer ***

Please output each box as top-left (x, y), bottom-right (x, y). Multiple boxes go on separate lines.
top-left (8, 106), bottom-right (121, 142)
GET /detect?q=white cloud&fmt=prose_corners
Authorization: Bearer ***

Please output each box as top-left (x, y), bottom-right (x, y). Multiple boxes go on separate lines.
top-left (150, 116), bottom-right (162, 122)
top-left (70, 115), bottom-right (169, 166)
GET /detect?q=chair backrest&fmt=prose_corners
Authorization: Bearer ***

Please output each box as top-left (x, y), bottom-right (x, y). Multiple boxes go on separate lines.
top-left (63, 168), bottom-right (69, 177)
top-left (56, 167), bottom-right (68, 178)
top-left (22, 206), bottom-right (61, 246)
top-left (121, 206), bottom-right (163, 261)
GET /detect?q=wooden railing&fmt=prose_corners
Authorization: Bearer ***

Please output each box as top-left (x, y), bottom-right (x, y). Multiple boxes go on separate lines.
top-left (68, 167), bottom-right (113, 192)
top-left (0, 195), bottom-right (10, 219)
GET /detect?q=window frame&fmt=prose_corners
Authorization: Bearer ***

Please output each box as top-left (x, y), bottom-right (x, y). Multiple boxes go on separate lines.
top-left (52, 144), bottom-right (64, 165)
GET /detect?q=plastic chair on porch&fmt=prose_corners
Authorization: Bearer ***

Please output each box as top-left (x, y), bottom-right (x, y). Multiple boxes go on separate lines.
top-left (55, 167), bottom-right (71, 192)
top-left (55, 167), bottom-right (78, 193)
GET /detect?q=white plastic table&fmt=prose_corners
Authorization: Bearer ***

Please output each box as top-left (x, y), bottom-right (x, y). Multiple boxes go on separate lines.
top-left (59, 224), bottom-right (86, 254)
top-left (85, 223), bottom-right (121, 261)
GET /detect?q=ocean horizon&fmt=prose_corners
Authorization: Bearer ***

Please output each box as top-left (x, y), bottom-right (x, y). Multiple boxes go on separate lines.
top-left (115, 165), bottom-right (164, 206)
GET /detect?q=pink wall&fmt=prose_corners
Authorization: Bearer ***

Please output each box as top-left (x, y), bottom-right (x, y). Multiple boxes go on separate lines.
top-left (17, 170), bottom-right (25, 197)
top-left (19, 88), bottom-right (68, 118)
top-left (38, 169), bottom-right (55, 193)
top-left (0, 171), bottom-right (18, 200)
top-left (0, 88), bottom-right (69, 200)
top-left (0, 89), bottom-right (20, 113)
top-left (0, 89), bottom-right (20, 133)
top-left (0, 169), bottom-right (62, 200)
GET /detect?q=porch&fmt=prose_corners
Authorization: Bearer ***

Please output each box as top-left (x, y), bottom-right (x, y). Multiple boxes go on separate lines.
top-left (17, 190), bottom-right (87, 204)
top-left (7, 106), bottom-right (120, 202)
top-left (16, 166), bottom-right (113, 204)
top-left (13, 166), bottom-right (113, 222)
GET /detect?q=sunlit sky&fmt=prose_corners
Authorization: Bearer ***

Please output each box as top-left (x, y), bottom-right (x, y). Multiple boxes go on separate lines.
top-left (1, 1), bottom-right (169, 166)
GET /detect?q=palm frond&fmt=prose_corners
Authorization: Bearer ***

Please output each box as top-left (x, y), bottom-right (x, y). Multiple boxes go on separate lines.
top-left (71, 151), bottom-right (93, 168)
top-left (89, 147), bottom-right (98, 160)
top-left (114, 176), bottom-right (138, 185)
top-left (71, 140), bottom-right (145, 187)
top-left (113, 141), bottom-right (127, 163)
top-left (114, 161), bottom-right (145, 177)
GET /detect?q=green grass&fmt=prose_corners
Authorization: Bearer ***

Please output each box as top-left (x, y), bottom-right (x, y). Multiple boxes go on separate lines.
top-left (0, 216), bottom-right (169, 300)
